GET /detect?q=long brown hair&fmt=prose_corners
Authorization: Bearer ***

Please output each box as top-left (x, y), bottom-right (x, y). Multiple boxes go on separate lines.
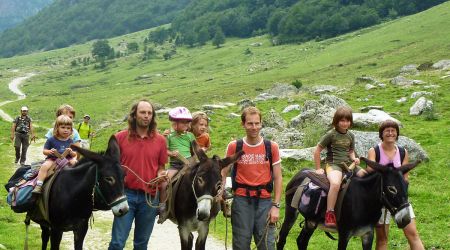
top-left (127, 99), bottom-right (157, 138)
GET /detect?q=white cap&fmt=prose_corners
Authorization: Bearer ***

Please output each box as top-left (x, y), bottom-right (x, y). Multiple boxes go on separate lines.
top-left (21, 106), bottom-right (28, 111)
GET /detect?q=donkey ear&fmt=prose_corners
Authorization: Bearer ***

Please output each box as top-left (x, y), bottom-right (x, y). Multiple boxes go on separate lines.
top-left (191, 140), bottom-right (207, 162)
top-left (105, 135), bottom-right (121, 162)
top-left (219, 150), bottom-right (244, 169)
top-left (71, 143), bottom-right (103, 162)
top-left (360, 157), bottom-right (387, 172)
top-left (398, 161), bottom-right (420, 174)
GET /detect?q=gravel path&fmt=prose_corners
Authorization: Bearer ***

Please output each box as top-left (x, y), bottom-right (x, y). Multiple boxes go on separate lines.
top-left (5, 74), bottom-right (225, 250)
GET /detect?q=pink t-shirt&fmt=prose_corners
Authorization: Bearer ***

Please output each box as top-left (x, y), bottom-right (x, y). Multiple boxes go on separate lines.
top-left (115, 130), bottom-right (168, 194)
top-left (378, 143), bottom-right (402, 168)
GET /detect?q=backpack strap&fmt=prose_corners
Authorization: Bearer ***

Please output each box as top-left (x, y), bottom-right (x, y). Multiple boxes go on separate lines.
top-left (77, 123), bottom-right (82, 132)
top-left (398, 146), bottom-right (406, 164)
top-left (375, 144), bottom-right (406, 164)
top-left (231, 139), bottom-right (274, 205)
top-left (375, 144), bottom-right (380, 163)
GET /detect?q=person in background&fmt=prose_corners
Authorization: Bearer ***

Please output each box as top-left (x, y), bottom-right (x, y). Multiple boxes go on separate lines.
top-left (190, 111), bottom-right (211, 152)
top-left (367, 120), bottom-right (424, 250)
top-left (77, 114), bottom-right (95, 149)
top-left (108, 100), bottom-right (168, 250)
top-left (45, 104), bottom-right (81, 148)
top-left (11, 106), bottom-right (35, 165)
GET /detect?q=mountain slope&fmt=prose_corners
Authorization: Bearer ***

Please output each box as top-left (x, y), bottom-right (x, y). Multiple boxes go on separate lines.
top-left (0, 0), bottom-right (190, 57)
top-left (0, 0), bottom-right (53, 32)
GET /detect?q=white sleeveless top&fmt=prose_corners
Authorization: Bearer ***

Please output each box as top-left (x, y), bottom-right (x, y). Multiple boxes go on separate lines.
top-left (378, 143), bottom-right (402, 168)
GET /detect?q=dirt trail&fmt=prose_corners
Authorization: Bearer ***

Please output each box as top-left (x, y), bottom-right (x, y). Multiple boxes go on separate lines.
top-left (4, 73), bottom-right (225, 249)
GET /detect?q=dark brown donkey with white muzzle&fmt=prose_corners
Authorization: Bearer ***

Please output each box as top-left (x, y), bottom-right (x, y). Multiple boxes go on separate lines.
top-left (167, 141), bottom-right (243, 250)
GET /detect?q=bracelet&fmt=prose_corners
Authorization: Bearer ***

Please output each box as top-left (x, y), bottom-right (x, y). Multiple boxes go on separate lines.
top-left (272, 202), bottom-right (280, 208)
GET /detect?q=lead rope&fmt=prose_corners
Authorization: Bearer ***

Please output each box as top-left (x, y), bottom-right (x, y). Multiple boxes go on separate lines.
top-left (253, 219), bottom-right (281, 250)
top-left (225, 216), bottom-right (229, 250)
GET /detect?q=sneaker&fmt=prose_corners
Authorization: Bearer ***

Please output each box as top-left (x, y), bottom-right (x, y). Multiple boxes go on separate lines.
top-left (32, 185), bottom-right (43, 195)
top-left (325, 210), bottom-right (337, 228)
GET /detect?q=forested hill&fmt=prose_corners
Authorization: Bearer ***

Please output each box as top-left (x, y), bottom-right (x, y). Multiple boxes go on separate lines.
top-left (0, 0), bottom-right (53, 32)
top-left (171, 0), bottom-right (447, 45)
top-left (0, 0), bottom-right (446, 58)
top-left (0, 0), bottom-right (191, 57)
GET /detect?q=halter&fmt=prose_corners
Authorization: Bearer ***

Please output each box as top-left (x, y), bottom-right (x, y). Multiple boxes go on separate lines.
top-left (92, 165), bottom-right (127, 208)
top-left (379, 174), bottom-right (410, 216)
top-left (191, 166), bottom-right (221, 205)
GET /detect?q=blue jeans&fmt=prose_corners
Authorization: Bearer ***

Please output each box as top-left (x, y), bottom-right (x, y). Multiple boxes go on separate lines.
top-left (231, 196), bottom-right (276, 250)
top-left (108, 189), bottom-right (158, 250)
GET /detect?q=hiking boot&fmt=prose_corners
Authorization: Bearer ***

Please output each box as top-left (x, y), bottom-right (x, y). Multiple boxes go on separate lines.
top-left (325, 210), bottom-right (337, 228)
top-left (32, 185), bottom-right (43, 195)
top-left (157, 204), bottom-right (167, 224)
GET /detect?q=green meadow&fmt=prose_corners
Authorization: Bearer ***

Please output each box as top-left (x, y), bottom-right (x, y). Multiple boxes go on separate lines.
top-left (0, 2), bottom-right (449, 249)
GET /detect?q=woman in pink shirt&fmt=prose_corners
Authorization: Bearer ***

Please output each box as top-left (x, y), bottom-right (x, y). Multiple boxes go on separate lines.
top-left (367, 120), bottom-right (424, 250)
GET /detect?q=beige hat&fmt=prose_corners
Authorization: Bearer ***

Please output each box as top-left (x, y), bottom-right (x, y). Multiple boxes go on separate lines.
top-left (21, 106), bottom-right (28, 111)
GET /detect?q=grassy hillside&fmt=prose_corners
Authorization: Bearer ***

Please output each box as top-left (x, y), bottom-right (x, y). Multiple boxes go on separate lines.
top-left (0, 2), bottom-right (449, 249)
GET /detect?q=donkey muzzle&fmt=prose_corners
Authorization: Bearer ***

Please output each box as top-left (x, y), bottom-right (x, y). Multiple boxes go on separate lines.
top-left (394, 205), bottom-right (411, 228)
top-left (111, 196), bottom-right (129, 217)
top-left (196, 195), bottom-right (214, 221)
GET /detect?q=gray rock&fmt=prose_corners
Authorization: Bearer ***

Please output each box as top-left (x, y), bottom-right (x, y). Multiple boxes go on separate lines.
top-left (360, 106), bottom-right (383, 112)
top-left (400, 64), bottom-right (418, 75)
top-left (237, 99), bottom-right (255, 110)
top-left (355, 76), bottom-right (377, 84)
top-left (377, 83), bottom-right (386, 88)
top-left (319, 94), bottom-right (349, 109)
top-left (353, 109), bottom-right (401, 128)
top-left (280, 147), bottom-right (316, 162)
top-left (423, 85), bottom-right (440, 89)
top-left (282, 104), bottom-right (301, 113)
top-left (432, 59), bottom-right (450, 70)
top-left (391, 76), bottom-right (413, 86)
top-left (263, 109), bottom-right (287, 130)
top-left (396, 97), bottom-right (407, 103)
top-left (353, 131), bottom-right (428, 162)
top-left (409, 97), bottom-right (433, 115)
top-left (228, 113), bottom-right (240, 118)
top-left (254, 93), bottom-right (278, 101)
top-left (365, 84), bottom-right (376, 90)
top-left (250, 42), bottom-right (263, 47)
top-left (410, 91), bottom-right (432, 99)
top-left (261, 127), bottom-right (304, 148)
top-left (310, 85), bottom-right (338, 95)
top-left (267, 83), bottom-right (298, 98)
top-left (99, 121), bottom-right (111, 129)
top-left (202, 104), bottom-right (228, 110)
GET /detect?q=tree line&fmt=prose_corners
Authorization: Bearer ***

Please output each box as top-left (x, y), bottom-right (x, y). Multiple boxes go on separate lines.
top-left (0, 0), bottom-right (446, 57)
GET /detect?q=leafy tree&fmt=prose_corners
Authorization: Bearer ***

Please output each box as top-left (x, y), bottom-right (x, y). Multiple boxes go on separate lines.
top-left (183, 30), bottom-right (197, 47)
top-left (127, 42), bottom-right (139, 53)
top-left (91, 40), bottom-right (111, 61)
top-left (212, 27), bottom-right (225, 48)
top-left (197, 27), bottom-right (210, 46)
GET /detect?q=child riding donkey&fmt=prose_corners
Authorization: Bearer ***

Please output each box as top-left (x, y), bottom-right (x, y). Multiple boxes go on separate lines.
top-left (32, 115), bottom-right (78, 194)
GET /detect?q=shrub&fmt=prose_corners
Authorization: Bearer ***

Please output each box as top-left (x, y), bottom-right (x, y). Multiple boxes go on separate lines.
top-left (291, 79), bottom-right (303, 89)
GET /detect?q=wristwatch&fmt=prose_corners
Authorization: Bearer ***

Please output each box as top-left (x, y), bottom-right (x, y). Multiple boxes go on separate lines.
top-left (272, 202), bottom-right (280, 208)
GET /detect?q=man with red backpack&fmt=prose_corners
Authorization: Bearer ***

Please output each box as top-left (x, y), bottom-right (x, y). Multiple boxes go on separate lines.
top-left (221, 106), bottom-right (283, 250)
top-left (10, 106), bottom-right (35, 165)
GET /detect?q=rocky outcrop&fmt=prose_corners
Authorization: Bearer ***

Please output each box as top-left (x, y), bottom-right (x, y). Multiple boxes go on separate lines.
top-left (263, 109), bottom-right (287, 129)
top-left (410, 97), bottom-right (433, 115)
top-left (353, 109), bottom-right (401, 128)
top-left (432, 59), bottom-right (450, 70)
top-left (267, 83), bottom-right (298, 98)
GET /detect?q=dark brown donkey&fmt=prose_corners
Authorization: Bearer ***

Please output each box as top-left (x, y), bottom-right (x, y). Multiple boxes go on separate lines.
top-left (168, 141), bottom-right (243, 250)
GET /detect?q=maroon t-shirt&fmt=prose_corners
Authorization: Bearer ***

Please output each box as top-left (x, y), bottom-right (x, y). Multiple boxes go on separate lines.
top-left (115, 130), bottom-right (168, 194)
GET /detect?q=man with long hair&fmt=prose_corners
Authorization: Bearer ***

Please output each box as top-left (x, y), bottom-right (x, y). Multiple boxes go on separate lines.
top-left (108, 99), bottom-right (168, 250)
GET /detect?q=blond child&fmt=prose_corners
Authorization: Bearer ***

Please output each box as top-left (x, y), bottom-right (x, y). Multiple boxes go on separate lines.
top-left (158, 107), bottom-right (195, 223)
top-left (190, 111), bottom-right (211, 152)
top-left (313, 106), bottom-right (367, 227)
top-left (33, 115), bottom-right (78, 194)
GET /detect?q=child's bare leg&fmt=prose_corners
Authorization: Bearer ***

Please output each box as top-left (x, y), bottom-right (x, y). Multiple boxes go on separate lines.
top-left (33, 160), bottom-right (54, 194)
top-left (325, 168), bottom-right (342, 227)
top-left (157, 169), bottom-right (180, 224)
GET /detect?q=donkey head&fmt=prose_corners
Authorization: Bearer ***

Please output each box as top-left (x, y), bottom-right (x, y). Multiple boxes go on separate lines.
top-left (361, 157), bottom-right (420, 228)
top-left (190, 141), bottom-right (243, 221)
top-left (71, 135), bottom-right (129, 217)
